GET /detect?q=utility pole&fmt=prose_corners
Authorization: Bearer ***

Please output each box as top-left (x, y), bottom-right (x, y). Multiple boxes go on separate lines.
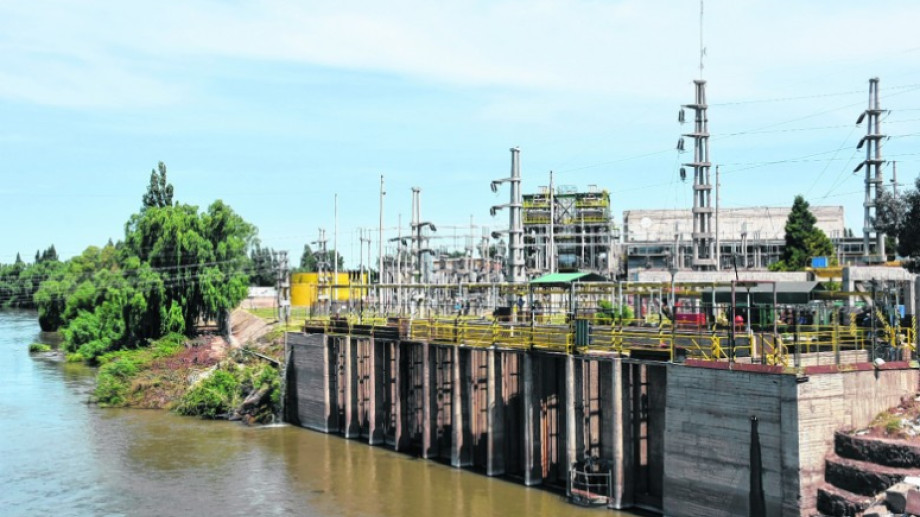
top-left (715, 165), bottom-right (720, 270)
top-left (549, 170), bottom-right (556, 274)
top-left (410, 188), bottom-right (437, 284)
top-left (379, 175), bottom-right (385, 293)
top-left (313, 228), bottom-right (329, 312)
top-left (892, 161), bottom-right (899, 256)
top-left (333, 193), bottom-right (339, 308)
top-left (360, 228), bottom-right (371, 283)
top-left (855, 77), bottom-right (887, 262)
top-left (275, 250), bottom-right (290, 324)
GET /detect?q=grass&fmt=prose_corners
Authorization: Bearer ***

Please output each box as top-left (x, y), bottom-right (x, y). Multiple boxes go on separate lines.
top-left (94, 333), bottom-right (186, 407)
top-left (28, 343), bottom-right (52, 353)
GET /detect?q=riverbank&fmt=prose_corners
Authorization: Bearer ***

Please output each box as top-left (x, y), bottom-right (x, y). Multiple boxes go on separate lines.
top-left (32, 308), bottom-right (285, 424)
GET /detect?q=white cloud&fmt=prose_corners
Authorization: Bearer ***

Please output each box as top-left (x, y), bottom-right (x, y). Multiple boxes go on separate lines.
top-left (0, 0), bottom-right (918, 109)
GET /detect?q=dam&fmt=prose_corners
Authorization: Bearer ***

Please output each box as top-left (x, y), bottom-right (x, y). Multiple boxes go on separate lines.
top-left (282, 280), bottom-right (919, 516)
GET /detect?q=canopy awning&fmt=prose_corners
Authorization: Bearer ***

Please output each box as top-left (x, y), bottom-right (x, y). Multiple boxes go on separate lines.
top-left (530, 272), bottom-right (609, 287)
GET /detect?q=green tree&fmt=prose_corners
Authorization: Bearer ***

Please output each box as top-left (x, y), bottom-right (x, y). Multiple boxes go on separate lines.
top-left (249, 243), bottom-right (277, 287)
top-left (297, 244), bottom-right (343, 272)
top-left (33, 163), bottom-right (256, 361)
top-left (770, 195), bottom-right (835, 271)
top-left (897, 177), bottom-right (920, 272)
top-left (142, 161), bottom-right (174, 209)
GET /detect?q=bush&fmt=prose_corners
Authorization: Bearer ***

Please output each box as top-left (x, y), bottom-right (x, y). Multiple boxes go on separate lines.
top-left (176, 368), bottom-right (241, 419)
top-left (596, 300), bottom-right (635, 325)
top-left (94, 353), bottom-right (145, 406)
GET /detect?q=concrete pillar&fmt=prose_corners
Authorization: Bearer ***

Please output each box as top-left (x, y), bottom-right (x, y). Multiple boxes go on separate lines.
top-left (565, 354), bottom-right (577, 489)
top-left (909, 276), bottom-right (918, 321)
top-left (523, 351), bottom-right (542, 485)
top-left (343, 336), bottom-right (360, 438)
top-left (452, 347), bottom-right (472, 467)
top-left (487, 348), bottom-right (506, 476)
top-left (367, 337), bottom-right (385, 445)
top-left (422, 343), bottom-right (439, 458)
top-left (843, 266), bottom-right (854, 309)
top-left (394, 342), bottom-right (410, 451)
top-left (322, 334), bottom-right (339, 433)
top-left (606, 357), bottom-right (632, 509)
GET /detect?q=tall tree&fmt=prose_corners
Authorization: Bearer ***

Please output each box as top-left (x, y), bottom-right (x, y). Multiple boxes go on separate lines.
top-left (248, 243), bottom-right (277, 287)
top-left (898, 176), bottom-right (920, 272)
top-left (297, 244), bottom-right (343, 272)
top-left (34, 163), bottom-right (256, 360)
top-left (142, 161), bottom-right (174, 209)
top-left (298, 244), bottom-right (316, 272)
top-left (37, 244), bottom-right (58, 263)
top-left (770, 195), bottom-right (835, 271)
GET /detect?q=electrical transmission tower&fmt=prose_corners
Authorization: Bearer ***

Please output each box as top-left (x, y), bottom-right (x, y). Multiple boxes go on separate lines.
top-left (410, 187), bottom-right (437, 283)
top-left (275, 250), bottom-right (290, 323)
top-left (490, 147), bottom-right (525, 283)
top-left (854, 77), bottom-right (887, 262)
top-left (679, 80), bottom-right (716, 270)
top-left (313, 228), bottom-right (329, 310)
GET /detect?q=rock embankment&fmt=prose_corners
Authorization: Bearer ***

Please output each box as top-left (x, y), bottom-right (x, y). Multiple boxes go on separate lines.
top-left (817, 429), bottom-right (920, 516)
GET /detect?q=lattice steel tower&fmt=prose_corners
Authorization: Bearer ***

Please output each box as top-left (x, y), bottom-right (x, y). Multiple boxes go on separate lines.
top-left (855, 77), bottom-right (886, 261)
top-left (681, 80), bottom-right (716, 270)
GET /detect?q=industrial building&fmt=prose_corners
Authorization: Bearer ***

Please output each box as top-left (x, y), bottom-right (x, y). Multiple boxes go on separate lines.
top-left (622, 205), bottom-right (850, 273)
top-left (522, 184), bottom-right (619, 277)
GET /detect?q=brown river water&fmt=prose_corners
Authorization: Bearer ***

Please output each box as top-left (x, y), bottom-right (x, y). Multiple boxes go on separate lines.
top-left (0, 311), bottom-right (640, 517)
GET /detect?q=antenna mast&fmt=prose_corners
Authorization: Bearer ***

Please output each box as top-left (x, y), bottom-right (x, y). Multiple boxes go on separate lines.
top-left (699, 0), bottom-right (705, 79)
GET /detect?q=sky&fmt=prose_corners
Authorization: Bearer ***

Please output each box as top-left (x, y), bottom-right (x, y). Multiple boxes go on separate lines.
top-left (1, 0), bottom-right (919, 267)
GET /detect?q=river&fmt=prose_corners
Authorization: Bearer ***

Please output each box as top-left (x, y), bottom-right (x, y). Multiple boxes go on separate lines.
top-left (0, 311), bottom-right (637, 517)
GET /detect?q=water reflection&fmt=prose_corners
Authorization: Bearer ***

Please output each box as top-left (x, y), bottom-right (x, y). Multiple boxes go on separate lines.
top-left (1, 311), bottom-right (636, 517)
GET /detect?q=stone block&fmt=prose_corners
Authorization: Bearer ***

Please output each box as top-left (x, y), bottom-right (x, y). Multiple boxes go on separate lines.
top-left (906, 487), bottom-right (920, 515)
top-left (862, 504), bottom-right (891, 517)
top-left (886, 482), bottom-right (911, 513)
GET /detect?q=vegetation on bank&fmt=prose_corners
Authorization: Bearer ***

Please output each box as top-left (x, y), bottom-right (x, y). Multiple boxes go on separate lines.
top-left (0, 246), bottom-right (62, 309)
top-left (94, 333), bottom-right (185, 407)
top-left (93, 332), bottom-right (282, 424)
top-left (0, 162), bottom-right (284, 424)
top-left (28, 343), bottom-right (52, 353)
top-left (176, 357), bottom-right (281, 423)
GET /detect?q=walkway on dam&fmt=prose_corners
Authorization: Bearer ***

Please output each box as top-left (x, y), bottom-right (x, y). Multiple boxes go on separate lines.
top-left (301, 312), bottom-right (916, 370)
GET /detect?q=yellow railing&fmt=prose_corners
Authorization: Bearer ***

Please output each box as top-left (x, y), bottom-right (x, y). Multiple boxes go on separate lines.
top-left (302, 315), bottom-right (916, 367)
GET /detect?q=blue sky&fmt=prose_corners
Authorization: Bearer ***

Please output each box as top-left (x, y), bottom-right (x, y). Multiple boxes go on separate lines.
top-left (1, 0), bottom-right (919, 266)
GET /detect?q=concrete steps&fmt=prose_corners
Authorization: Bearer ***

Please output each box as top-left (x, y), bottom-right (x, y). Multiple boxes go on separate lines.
top-left (816, 482), bottom-right (873, 517)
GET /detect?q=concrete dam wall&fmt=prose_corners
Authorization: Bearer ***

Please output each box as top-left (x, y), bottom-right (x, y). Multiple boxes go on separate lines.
top-left (285, 331), bottom-right (918, 516)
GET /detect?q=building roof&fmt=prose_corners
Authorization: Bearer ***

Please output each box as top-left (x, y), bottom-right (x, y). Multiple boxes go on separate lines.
top-left (530, 272), bottom-right (609, 285)
top-left (703, 281), bottom-right (826, 304)
top-left (623, 206), bottom-right (845, 242)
